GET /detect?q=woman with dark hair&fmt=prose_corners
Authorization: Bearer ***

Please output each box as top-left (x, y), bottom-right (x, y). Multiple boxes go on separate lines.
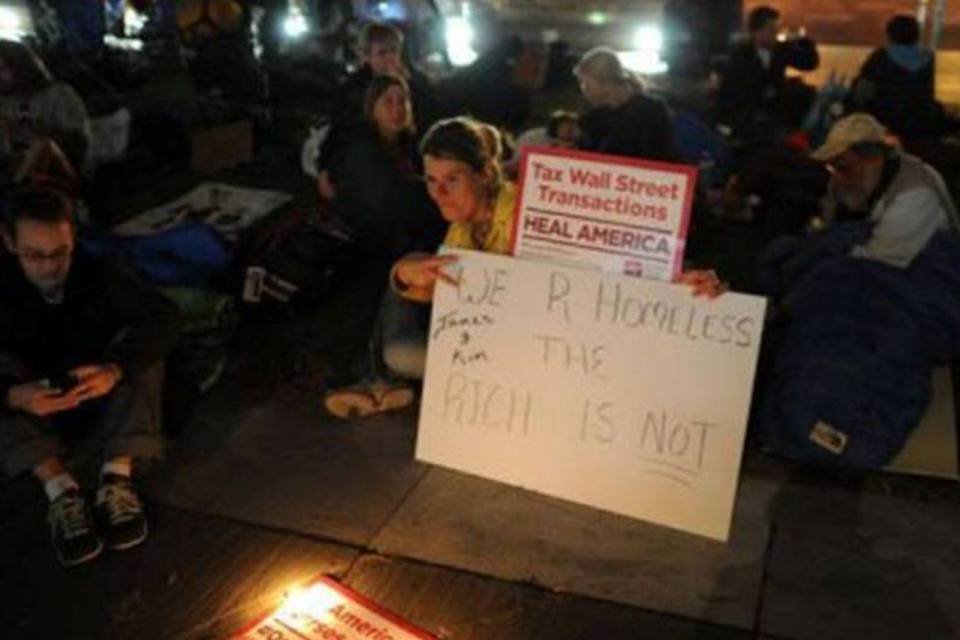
top-left (0, 40), bottom-right (91, 175)
top-left (324, 116), bottom-right (510, 418)
top-left (324, 116), bottom-right (725, 418)
top-left (328, 73), bottom-right (444, 262)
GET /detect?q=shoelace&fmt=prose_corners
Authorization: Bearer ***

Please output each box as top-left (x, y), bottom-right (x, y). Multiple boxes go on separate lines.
top-left (99, 484), bottom-right (142, 523)
top-left (55, 495), bottom-right (91, 540)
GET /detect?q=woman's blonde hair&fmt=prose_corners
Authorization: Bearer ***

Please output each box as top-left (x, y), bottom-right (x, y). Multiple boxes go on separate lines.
top-left (573, 47), bottom-right (643, 91)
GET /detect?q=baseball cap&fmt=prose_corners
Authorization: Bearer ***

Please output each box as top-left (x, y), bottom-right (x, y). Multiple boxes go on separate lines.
top-left (811, 113), bottom-right (894, 161)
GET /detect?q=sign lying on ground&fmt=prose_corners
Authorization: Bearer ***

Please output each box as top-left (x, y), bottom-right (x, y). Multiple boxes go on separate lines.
top-left (416, 249), bottom-right (766, 541)
top-left (511, 146), bottom-right (697, 282)
top-left (113, 182), bottom-right (291, 241)
top-left (236, 576), bottom-right (437, 640)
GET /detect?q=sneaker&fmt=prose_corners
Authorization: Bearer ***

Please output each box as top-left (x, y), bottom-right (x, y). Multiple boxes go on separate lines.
top-left (48, 490), bottom-right (103, 567)
top-left (95, 475), bottom-right (148, 551)
top-left (323, 382), bottom-right (415, 419)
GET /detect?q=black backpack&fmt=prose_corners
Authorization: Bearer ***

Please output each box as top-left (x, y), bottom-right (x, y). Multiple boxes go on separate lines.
top-left (239, 204), bottom-right (354, 306)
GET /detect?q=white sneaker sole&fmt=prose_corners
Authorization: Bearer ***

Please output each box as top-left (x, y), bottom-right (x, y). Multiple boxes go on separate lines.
top-left (108, 521), bottom-right (148, 551)
top-left (55, 538), bottom-right (103, 567)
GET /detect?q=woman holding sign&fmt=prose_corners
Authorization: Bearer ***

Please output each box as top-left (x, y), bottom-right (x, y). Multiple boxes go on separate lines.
top-left (324, 117), bottom-right (724, 418)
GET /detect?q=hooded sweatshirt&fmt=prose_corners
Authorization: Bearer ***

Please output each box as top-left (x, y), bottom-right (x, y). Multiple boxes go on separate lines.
top-left (854, 44), bottom-right (944, 137)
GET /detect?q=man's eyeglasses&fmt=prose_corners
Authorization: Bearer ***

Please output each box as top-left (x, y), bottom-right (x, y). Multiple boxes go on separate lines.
top-left (14, 247), bottom-right (72, 263)
top-left (826, 159), bottom-right (855, 176)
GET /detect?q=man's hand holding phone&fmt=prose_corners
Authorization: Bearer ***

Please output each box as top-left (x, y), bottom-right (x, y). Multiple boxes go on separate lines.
top-left (69, 364), bottom-right (123, 403)
top-left (5, 364), bottom-right (124, 417)
top-left (6, 379), bottom-right (80, 417)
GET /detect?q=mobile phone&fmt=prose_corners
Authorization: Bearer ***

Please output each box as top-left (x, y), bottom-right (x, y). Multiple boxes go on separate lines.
top-left (47, 372), bottom-right (80, 394)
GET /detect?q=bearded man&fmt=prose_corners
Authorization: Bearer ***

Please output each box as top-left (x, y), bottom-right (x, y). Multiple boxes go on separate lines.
top-left (812, 113), bottom-right (959, 267)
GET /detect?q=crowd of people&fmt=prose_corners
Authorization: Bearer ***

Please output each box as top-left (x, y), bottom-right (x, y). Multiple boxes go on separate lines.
top-left (2, 5), bottom-right (959, 567)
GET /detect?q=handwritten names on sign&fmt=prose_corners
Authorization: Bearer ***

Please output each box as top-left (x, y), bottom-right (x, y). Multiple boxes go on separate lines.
top-left (511, 147), bottom-right (697, 281)
top-left (416, 249), bottom-right (766, 541)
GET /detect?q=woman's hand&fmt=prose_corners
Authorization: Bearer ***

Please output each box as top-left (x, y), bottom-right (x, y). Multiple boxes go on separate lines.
top-left (677, 269), bottom-right (728, 299)
top-left (393, 253), bottom-right (459, 301)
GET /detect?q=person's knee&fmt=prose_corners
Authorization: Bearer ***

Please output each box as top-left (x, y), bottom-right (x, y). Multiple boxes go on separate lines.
top-left (383, 341), bottom-right (426, 380)
top-left (116, 363), bottom-right (166, 392)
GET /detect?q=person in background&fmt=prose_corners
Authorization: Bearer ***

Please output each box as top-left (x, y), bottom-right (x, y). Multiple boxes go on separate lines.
top-left (504, 110), bottom-right (581, 177)
top-left (0, 186), bottom-right (181, 566)
top-left (316, 22), bottom-right (443, 200)
top-left (851, 15), bottom-right (953, 140)
top-left (574, 47), bottom-right (680, 163)
top-left (516, 110), bottom-right (581, 150)
top-left (0, 40), bottom-right (91, 176)
top-left (324, 117), bottom-right (726, 419)
top-left (713, 5), bottom-right (819, 138)
top-left (811, 113), bottom-right (959, 268)
top-left (328, 73), bottom-right (444, 264)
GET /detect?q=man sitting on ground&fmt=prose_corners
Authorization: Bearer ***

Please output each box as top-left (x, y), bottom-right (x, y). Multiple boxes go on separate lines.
top-left (0, 186), bottom-right (181, 566)
top-left (811, 112), bottom-right (959, 267)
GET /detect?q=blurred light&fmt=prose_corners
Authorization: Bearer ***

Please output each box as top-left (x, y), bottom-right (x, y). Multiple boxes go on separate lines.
top-left (541, 28), bottom-right (560, 43)
top-left (104, 34), bottom-right (145, 51)
top-left (633, 24), bottom-right (663, 53)
top-left (283, 9), bottom-right (309, 38)
top-left (123, 7), bottom-right (147, 36)
top-left (0, 7), bottom-right (25, 40)
top-left (0, 7), bottom-right (19, 30)
top-left (623, 23), bottom-right (667, 75)
top-left (375, 0), bottom-right (406, 21)
top-left (445, 16), bottom-right (478, 67)
top-left (280, 583), bottom-right (345, 615)
top-left (587, 11), bottom-right (608, 26)
top-left (618, 50), bottom-right (668, 75)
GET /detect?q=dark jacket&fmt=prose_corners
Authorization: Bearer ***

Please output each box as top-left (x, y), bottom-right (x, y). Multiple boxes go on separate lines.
top-left (329, 124), bottom-right (445, 260)
top-left (0, 250), bottom-right (181, 413)
top-left (852, 46), bottom-right (947, 137)
top-left (580, 92), bottom-right (681, 163)
top-left (714, 37), bottom-right (819, 133)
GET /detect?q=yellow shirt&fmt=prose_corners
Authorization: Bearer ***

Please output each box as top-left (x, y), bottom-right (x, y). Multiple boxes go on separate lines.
top-left (442, 182), bottom-right (517, 255)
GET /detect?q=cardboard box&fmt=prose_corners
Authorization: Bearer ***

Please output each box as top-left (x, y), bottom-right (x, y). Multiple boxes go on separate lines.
top-left (191, 120), bottom-right (253, 173)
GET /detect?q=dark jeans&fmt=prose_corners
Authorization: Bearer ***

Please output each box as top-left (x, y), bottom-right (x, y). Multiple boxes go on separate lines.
top-left (0, 359), bottom-right (165, 478)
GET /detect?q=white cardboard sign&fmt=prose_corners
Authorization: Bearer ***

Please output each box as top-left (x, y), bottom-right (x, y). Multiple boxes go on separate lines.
top-left (416, 249), bottom-right (766, 541)
top-left (512, 146), bottom-right (697, 282)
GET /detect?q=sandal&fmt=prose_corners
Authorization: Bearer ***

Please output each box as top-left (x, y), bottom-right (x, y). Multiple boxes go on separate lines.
top-left (323, 382), bottom-right (415, 419)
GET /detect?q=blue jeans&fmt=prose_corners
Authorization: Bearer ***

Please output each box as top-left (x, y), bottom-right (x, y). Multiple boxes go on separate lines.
top-left (367, 288), bottom-right (430, 382)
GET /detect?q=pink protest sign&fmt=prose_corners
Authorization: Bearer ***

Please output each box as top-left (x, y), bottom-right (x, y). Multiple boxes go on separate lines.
top-left (235, 576), bottom-right (437, 640)
top-left (511, 146), bottom-right (697, 281)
